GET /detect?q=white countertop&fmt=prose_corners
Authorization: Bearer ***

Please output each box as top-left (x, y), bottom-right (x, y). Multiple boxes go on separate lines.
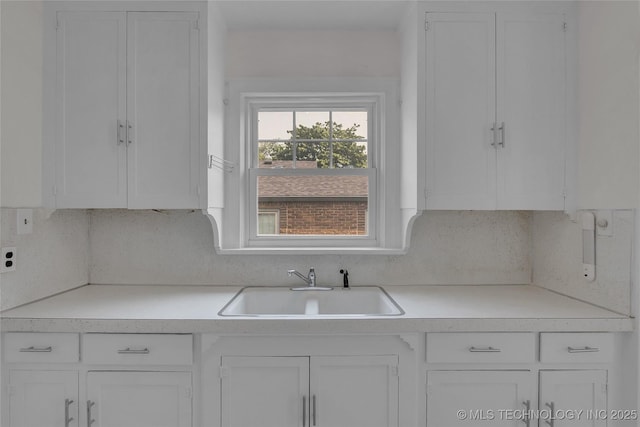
top-left (0, 284), bottom-right (633, 333)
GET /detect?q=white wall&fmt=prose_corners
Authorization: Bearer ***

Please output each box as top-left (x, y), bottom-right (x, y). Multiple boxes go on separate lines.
top-left (532, 210), bottom-right (634, 315)
top-left (0, 1), bottom-right (43, 208)
top-left (577, 1), bottom-right (640, 209)
top-left (226, 30), bottom-right (400, 78)
top-left (88, 209), bottom-right (531, 286)
top-left (0, 208), bottom-right (89, 310)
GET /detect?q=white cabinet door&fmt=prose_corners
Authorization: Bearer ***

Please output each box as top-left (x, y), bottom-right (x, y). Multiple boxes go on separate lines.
top-left (221, 355), bottom-right (399, 427)
top-left (310, 355), bottom-right (398, 427)
top-left (53, 11), bottom-right (201, 209)
top-left (425, 13), bottom-right (497, 210)
top-left (424, 11), bottom-right (566, 210)
top-left (55, 12), bottom-right (127, 208)
top-left (496, 13), bottom-right (566, 210)
top-left (86, 371), bottom-right (191, 427)
top-left (126, 12), bottom-right (200, 209)
top-left (8, 370), bottom-right (78, 427)
top-left (427, 370), bottom-right (534, 427)
top-left (539, 370), bottom-right (607, 427)
top-left (221, 356), bottom-right (309, 427)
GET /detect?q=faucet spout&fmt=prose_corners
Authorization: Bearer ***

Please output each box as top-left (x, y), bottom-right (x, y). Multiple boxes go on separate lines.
top-left (287, 267), bottom-right (328, 290)
top-left (287, 269), bottom-right (312, 286)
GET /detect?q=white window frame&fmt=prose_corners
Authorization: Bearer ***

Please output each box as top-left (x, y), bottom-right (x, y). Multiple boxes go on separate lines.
top-left (245, 94), bottom-right (382, 248)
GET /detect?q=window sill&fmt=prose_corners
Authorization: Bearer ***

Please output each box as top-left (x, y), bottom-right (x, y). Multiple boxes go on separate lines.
top-left (215, 247), bottom-right (408, 256)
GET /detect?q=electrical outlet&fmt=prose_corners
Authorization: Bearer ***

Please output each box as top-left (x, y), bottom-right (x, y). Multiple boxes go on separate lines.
top-left (1, 247), bottom-right (17, 273)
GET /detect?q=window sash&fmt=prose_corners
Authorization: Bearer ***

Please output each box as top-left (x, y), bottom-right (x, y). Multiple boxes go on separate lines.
top-left (248, 167), bottom-right (377, 246)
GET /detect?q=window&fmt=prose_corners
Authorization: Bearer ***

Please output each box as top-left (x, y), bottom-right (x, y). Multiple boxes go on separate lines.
top-left (246, 95), bottom-right (381, 247)
top-left (220, 78), bottom-right (400, 253)
top-left (258, 210), bottom-right (279, 235)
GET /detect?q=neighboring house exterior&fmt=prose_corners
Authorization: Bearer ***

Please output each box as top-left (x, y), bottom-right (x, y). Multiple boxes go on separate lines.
top-left (258, 160), bottom-right (368, 235)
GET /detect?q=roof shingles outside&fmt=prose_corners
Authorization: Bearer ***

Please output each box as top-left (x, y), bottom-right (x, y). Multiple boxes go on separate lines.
top-left (258, 160), bottom-right (368, 199)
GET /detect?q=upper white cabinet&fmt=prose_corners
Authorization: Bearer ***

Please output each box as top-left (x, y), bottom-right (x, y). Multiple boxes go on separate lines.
top-left (424, 11), bottom-right (567, 210)
top-left (52, 10), bottom-right (201, 209)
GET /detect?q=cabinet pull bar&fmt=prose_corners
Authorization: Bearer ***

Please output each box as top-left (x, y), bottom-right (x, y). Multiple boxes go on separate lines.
top-left (19, 346), bottom-right (53, 353)
top-left (87, 400), bottom-right (96, 427)
top-left (567, 346), bottom-right (599, 353)
top-left (544, 402), bottom-right (554, 427)
top-left (117, 120), bottom-right (125, 145)
top-left (468, 346), bottom-right (501, 353)
top-left (117, 347), bottom-right (150, 355)
top-left (302, 396), bottom-right (306, 427)
top-left (65, 399), bottom-right (74, 427)
top-left (127, 121), bottom-right (133, 144)
top-left (312, 395), bottom-right (317, 426)
top-left (490, 123), bottom-right (497, 147)
top-left (522, 400), bottom-right (531, 427)
top-left (498, 122), bottom-right (505, 147)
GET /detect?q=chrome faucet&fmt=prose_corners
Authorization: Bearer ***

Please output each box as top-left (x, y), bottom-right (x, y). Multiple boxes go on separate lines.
top-left (288, 268), bottom-right (316, 287)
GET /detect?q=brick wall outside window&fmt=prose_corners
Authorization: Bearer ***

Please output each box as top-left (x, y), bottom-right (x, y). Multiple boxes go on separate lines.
top-left (259, 200), bottom-right (367, 235)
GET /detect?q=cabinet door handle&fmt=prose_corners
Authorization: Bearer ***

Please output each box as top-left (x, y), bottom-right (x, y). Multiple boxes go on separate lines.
top-left (468, 346), bottom-right (501, 353)
top-left (19, 346), bottom-right (53, 353)
top-left (567, 346), bottom-right (599, 353)
top-left (490, 123), bottom-right (498, 147)
top-left (302, 396), bottom-right (307, 427)
top-left (117, 347), bottom-right (150, 355)
top-left (498, 122), bottom-right (505, 147)
top-left (117, 120), bottom-right (125, 145)
top-left (127, 121), bottom-right (133, 144)
top-left (312, 395), bottom-right (317, 426)
top-left (544, 402), bottom-right (555, 427)
top-left (87, 400), bottom-right (96, 427)
top-left (522, 400), bottom-right (530, 427)
top-left (65, 399), bottom-right (74, 427)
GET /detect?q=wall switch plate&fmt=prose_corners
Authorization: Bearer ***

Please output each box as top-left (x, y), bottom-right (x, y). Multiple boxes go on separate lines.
top-left (17, 209), bottom-right (33, 235)
top-left (1, 247), bottom-right (17, 273)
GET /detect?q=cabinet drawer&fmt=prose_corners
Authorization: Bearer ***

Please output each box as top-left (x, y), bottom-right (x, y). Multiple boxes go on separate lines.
top-left (540, 333), bottom-right (613, 363)
top-left (3, 333), bottom-right (79, 363)
top-left (83, 334), bottom-right (193, 365)
top-left (426, 333), bottom-right (535, 363)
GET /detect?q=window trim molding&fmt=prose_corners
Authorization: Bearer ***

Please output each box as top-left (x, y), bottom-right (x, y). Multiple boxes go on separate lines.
top-left (221, 77), bottom-right (401, 252)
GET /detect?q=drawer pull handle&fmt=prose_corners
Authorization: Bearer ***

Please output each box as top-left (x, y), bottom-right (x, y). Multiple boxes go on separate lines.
top-left (19, 346), bottom-right (53, 353)
top-left (469, 346), bottom-right (501, 353)
top-left (117, 347), bottom-right (150, 355)
top-left (567, 346), bottom-right (599, 353)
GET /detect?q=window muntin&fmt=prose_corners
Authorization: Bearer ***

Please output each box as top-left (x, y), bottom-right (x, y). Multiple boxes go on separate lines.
top-left (247, 97), bottom-right (378, 245)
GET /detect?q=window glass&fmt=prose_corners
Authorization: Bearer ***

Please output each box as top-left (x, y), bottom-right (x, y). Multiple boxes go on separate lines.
top-left (255, 108), bottom-right (371, 237)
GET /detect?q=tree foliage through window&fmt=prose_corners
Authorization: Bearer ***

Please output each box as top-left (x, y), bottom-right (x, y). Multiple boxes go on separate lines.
top-left (259, 121), bottom-right (367, 168)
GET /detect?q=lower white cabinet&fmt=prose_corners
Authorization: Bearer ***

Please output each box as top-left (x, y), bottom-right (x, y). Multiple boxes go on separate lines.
top-left (427, 370), bottom-right (534, 427)
top-left (221, 355), bottom-right (399, 427)
top-left (86, 371), bottom-right (192, 427)
top-left (8, 370), bottom-right (79, 427)
top-left (2, 333), bottom-right (194, 427)
top-left (539, 370), bottom-right (607, 427)
top-left (425, 333), bottom-right (614, 427)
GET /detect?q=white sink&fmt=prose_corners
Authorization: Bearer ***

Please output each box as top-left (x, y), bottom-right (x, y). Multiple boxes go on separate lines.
top-left (218, 286), bottom-right (404, 317)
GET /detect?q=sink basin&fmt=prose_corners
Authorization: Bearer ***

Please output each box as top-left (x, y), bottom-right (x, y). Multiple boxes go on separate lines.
top-left (218, 286), bottom-right (404, 317)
